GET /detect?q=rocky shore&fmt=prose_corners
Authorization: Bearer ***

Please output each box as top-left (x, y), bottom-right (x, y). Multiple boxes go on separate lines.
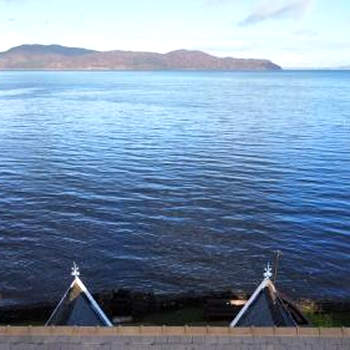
top-left (1, 289), bottom-right (349, 326)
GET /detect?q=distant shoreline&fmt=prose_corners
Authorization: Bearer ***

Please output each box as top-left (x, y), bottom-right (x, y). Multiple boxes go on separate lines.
top-left (1, 69), bottom-right (350, 72)
top-left (0, 44), bottom-right (281, 71)
top-left (0, 68), bottom-right (283, 72)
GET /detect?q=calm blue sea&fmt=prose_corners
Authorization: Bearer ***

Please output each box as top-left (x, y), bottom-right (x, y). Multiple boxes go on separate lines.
top-left (0, 70), bottom-right (349, 306)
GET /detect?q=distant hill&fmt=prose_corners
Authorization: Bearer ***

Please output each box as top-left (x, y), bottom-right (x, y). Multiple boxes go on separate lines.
top-left (5, 44), bottom-right (97, 56)
top-left (0, 44), bottom-right (282, 71)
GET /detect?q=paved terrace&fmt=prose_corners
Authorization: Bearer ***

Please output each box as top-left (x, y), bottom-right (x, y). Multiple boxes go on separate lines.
top-left (0, 326), bottom-right (349, 349)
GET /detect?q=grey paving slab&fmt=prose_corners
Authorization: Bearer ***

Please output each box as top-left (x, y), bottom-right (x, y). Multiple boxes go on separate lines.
top-left (10, 343), bottom-right (46, 350)
top-left (166, 336), bottom-right (193, 344)
top-left (0, 334), bottom-right (349, 350)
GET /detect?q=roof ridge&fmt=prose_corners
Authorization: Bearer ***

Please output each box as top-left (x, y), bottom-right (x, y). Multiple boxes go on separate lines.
top-left (46, 274), bottom-right (112, 327)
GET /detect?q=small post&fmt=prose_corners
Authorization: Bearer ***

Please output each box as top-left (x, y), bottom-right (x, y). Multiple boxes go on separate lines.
top-left (273, 250), bottom-right (282, 283)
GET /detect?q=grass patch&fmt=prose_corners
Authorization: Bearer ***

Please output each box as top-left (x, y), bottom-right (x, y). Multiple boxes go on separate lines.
top-left (305, 312), bottom-right (350, 327)
top-left (136, 306), bottom-right (350, 327)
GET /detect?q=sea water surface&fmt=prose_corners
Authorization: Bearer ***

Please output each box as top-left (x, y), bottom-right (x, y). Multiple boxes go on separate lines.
top-left (0, 71), bottom-right (349, 306)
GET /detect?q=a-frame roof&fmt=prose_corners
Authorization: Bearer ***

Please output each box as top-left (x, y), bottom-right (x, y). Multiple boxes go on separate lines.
top-left (46, 264), bottom-right (112, 327)
top-left (230, 264), bottom-right (307, 327)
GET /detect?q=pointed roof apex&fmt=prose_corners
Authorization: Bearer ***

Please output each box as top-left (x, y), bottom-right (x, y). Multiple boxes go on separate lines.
top-left (71, 262), bottom-right (80, 278)
top-left (46, 264), bottom-right (112, 327)
top-left (263, 262), bottom-right (272, 279)
top-left (230, 261), bottom-right (309, 327)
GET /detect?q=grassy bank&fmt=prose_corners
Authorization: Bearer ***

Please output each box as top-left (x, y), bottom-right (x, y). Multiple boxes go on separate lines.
top-left (134, 306), bottom-right (350, 327)
top-left (2, 307), bottom-right (350, 327)
top-left (304, 311), bottom-right (350, 327)
top-left (1, 291), bottom-right (350, 327)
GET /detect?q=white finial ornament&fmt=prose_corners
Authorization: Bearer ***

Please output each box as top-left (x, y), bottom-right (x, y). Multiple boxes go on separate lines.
top-left (71, 262), bottom-right (80, 277)
top-left (263, 262), bottom-right (272, 279)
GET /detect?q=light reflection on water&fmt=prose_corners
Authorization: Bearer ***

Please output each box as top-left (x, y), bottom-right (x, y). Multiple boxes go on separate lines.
top-left (0, 71), bottom-right (349, 306)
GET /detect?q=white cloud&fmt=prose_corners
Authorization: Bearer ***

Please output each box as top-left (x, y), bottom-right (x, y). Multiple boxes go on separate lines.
top-left (239, 0), bottom-right (314, 26)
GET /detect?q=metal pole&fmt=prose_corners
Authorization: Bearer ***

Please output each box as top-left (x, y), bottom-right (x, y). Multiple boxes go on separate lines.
top-left (273, 250), bottom-right (282, 283)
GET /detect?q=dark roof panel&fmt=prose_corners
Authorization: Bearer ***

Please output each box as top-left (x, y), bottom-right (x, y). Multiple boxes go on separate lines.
top-left (236, 287), bottom-right (275, 327)
top-left (231, 278), bottom-right (306, 327)
top-left (46, 277), bottom-right (112, 327)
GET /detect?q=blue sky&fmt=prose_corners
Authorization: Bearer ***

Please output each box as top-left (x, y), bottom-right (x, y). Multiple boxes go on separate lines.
top-left (0, 0), bottom-right (349, 67)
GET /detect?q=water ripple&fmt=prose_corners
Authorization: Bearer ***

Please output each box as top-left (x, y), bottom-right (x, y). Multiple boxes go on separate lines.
top-left (0, 71), bottom-right (349, 306)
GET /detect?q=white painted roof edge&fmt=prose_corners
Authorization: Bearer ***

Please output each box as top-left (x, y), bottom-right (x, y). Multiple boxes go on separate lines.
top-left (45, 278), bottom-right (77, 326)
top-left (75, 276), bottom-right (113, 327)
top-left (46, 276), bottom-right (113, 327)
top-left (229, 277), bottom-right (271, 327)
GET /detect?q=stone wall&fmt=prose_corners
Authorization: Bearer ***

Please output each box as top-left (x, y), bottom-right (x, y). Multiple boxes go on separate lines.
top-left (0, 327), bottom-right (349, 349)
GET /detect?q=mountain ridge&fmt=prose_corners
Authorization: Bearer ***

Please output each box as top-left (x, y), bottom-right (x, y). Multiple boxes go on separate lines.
top-left (0, 44), bottom-right (282, 71)
top-left (4, 44), bottom-right (98, 56)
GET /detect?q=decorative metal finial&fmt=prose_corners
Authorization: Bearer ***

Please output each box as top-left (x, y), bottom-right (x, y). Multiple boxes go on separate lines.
top-left (71, 262), bottom-right (80, 277)
top-left (263, 262), bottom-right (272, 279)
